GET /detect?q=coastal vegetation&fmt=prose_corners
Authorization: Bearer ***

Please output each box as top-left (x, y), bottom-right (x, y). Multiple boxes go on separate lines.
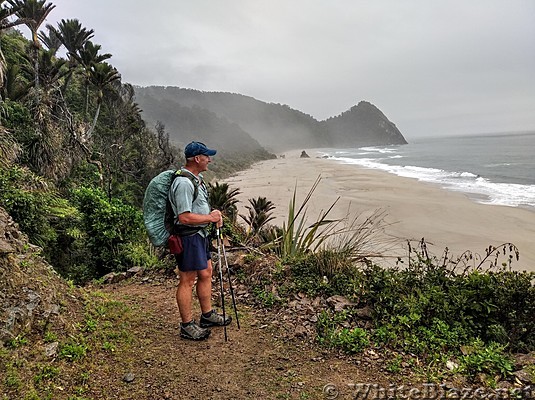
top-left (0, 0), bottom-right (273, 282)
top-left (1, 1), bottom-right (533, 398)
top-left (231, 179), bottom-right (534, 385)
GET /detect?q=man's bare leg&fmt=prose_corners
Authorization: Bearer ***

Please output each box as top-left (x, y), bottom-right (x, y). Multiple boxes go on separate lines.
top-left (196, 260), bottom-right (213, 314)
top-left (176, 270), bottom-right (198, 323)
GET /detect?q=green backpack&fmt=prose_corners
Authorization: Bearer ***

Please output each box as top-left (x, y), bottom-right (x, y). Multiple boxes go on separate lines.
top-left (142, 169), bottom-right (200, 246)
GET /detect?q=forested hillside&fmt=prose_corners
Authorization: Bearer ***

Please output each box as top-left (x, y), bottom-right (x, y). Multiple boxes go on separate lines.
top-left (130, 92), bottom-right (272, 157)
top-left (135, 86), bottom-right (407, 152)
top-left (0, 1), bottom-right (272, 283)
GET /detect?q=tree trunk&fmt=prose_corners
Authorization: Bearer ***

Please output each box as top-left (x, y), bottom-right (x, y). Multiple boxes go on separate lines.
top-left (86, 100), bottom-right (101, 139)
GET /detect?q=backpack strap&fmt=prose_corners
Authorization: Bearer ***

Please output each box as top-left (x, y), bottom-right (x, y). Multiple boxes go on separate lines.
top-left (173, 169), bottom-right (203, 201)
top-left (167, 169), bottom-right (208, 237)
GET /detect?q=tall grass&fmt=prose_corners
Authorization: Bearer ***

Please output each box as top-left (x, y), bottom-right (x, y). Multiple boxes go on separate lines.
top-left (275, 176), bottom-right (395, 264)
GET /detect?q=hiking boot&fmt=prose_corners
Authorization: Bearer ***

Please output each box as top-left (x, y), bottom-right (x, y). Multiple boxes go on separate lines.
top-left (199, 310), bottom-right (232, 328)
top-left (180, 321), bottom-right (211, 341)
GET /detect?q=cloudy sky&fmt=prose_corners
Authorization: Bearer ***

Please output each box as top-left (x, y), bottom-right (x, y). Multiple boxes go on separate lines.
top-left (40, 0), bottom-right (535, 139)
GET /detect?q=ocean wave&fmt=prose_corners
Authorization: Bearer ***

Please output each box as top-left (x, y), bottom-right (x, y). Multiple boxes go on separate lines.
top-left (359, 146), bottom-right (399, 154)
top-left (328, 155), bottom-right (535, 209)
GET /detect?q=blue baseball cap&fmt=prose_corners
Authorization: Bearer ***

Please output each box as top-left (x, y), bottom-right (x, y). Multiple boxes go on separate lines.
top-left (184, 141), bottom-right (217, 158)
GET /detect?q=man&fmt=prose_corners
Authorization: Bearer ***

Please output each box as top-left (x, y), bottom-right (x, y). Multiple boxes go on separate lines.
top-left (169, 141), bottom-right (231, 340)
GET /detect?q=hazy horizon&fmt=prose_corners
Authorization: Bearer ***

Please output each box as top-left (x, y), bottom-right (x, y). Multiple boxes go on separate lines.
top-left (32, 0), bottom-right (535, 140)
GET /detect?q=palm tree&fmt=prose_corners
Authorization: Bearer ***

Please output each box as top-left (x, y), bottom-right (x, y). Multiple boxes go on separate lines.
top-left (76, 40), bottom-right (111, 69)
top-left (2, 62), bottom-right (31, 100)
top-left (75, 40), bottom-right (111, 114)
top-left (38, 24), bottom-right (61, 54)
top-left (13, 0), bottom-right (56, 90)
top-left (240, 196), bottom-right (275, 237)
top-left (208, 182), bottom-right (241, 222)
top-left (34, 49), bottom-right (66, 90)
top-left (52, 18), bottom-right (94, 93)
top-left (0, 0), bottom-right (27, 88)
top-left (1, 0), bottom-right (24, 28)
top-left (86, 61), bottom-right (120, 138)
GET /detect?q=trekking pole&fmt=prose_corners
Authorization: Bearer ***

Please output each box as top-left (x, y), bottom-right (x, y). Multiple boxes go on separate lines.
top-left (219, 230), bottom-right (240, 330)
top-left (215, 228), bottom-right (228, 341)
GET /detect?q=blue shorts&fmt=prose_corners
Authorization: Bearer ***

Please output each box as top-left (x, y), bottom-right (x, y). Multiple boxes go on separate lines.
top-left (175, 234), bottom-right (211, 272)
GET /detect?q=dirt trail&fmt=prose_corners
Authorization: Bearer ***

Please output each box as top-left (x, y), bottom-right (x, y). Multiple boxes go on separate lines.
top-left (94, 279), bottom-right (390, 400)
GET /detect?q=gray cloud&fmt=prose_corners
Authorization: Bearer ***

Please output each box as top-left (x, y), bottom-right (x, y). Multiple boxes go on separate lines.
top-left (42, 0), bottom-right (535, 139)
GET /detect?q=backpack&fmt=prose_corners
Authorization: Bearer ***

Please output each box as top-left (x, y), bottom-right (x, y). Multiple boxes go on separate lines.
top-left (142, 169), bottom-right (200, 246)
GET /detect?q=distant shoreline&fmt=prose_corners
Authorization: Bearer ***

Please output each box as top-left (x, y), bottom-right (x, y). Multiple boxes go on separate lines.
top-left (320, 153), bottom-right (535, 213)
top-left (223, 149), bottom-right (535, 272)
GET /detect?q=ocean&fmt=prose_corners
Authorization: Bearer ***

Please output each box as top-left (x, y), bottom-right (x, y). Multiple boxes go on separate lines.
top-left (318, 131), bottom-right (535, 210)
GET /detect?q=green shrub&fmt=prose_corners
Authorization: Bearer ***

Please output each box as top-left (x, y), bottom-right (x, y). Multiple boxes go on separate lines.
top-left (240, 196), bottom-right (275, 240)
top-left (336, 327), bottom-right (369, 353)
top-left (0, 166), bottom-right (60, 247)
top-left (116, 241), bottom-right (161, 269)
top-left (458, 339), bottom-right (514, 381)
top-left (70, 186), bottom-right (145, 277)
top-left (291, 241), bottom-right (535, 372)
top-left (362, 260), bottom-right (535, 354)
top-left (316, 310), bottom-right (369, 354)
top-left (208, 181), bottom-right (240, 222)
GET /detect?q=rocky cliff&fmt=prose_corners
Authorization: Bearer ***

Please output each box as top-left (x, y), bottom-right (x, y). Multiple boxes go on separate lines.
top-left (322, 101), bottom-right (407, 146)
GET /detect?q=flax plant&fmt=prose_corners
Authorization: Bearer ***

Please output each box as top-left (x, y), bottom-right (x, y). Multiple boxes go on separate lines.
top-left (277, 176), bottom-right (336, 258)
top-left (275, 176), bottom-right (394, 261)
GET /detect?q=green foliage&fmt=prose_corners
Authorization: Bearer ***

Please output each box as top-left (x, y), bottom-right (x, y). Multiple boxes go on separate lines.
top-left (34, 365), bottom-right (60, 384)
top-left (336, 327), bottom-right (370, 353)
top-left (317, 310), bottom-right (369, 354)
top-left (258, 227), bottom-right (535, 382)
top-left (70, 186), bottom-right (145, 277)
top-left (4, 364), bottom-right (21, 388)
top-left (285, 255), bottom-right (334, 297)
top-left (43, 331), bottom-right (57, 343)
top-left (116, 241), bottom-right (161, 270)
top-left (458, 339), bottom-right (514, 381)
top-left (82, 292), bottom-right (134, 346)
top-left (1, 99), bottom-right (33, 131)
top-left (55, 292), bottom-right (132, 368)
top-left (280, 252), bottom-right (366, 299)
top-left (7, 335), bottom-right (28, 348)
top-left (240, 196), bottom-right (275, 241)
top-left (59, 337), bottom-right (88, 362)
top-left (252, 286), bottom-right (281, 308)
top-left (385, 355), bottom-right (403, 373)
top-left (274, 177), bottom-right (391, 264)
top-left (208, 181), bottom-right (240, 222)
top-left (365, 258), bottom-right (535, 354)
top-left (0, 165), bottom-right (73, 248)
top-left (276, 177), bottom-right (340, 259)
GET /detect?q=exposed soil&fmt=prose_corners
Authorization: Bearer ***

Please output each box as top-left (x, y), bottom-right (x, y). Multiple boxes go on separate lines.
top-left (85, 277), bottom-right (394, 400)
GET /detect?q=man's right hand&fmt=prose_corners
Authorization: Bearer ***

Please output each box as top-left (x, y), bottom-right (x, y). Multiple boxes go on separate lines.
top-left (209, 210), bottom-right (223, 228)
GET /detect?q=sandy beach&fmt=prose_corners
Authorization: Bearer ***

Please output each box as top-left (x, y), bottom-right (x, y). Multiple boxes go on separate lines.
top-left (222, 150), bottom-right (535, 272)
